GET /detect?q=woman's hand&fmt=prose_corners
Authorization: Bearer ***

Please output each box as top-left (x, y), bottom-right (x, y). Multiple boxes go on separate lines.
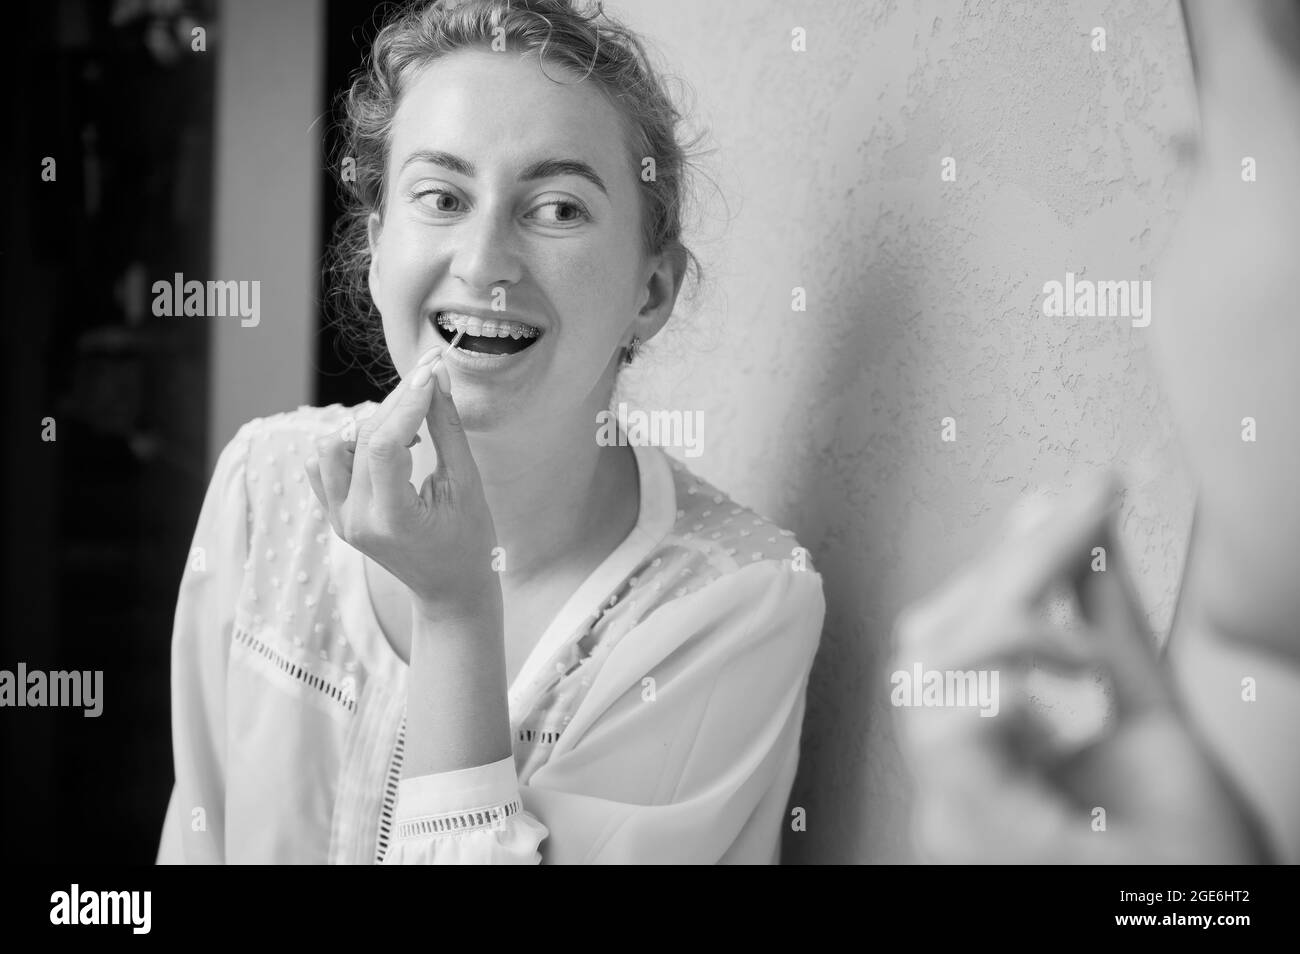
top-left (891, 474), bottom-right (1272, 863)
top-left (304, 345), bottom-right (501, 623)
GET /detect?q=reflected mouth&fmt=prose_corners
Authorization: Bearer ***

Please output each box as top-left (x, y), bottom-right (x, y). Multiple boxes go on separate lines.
top-left (433, 311), bottom-right (544, 356)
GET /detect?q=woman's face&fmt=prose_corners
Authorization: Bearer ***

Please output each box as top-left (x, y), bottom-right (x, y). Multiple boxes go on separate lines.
top-left (368, 48), bottom-right (658, 434)
top-left (1150, 5), bottom-right (1300, 650)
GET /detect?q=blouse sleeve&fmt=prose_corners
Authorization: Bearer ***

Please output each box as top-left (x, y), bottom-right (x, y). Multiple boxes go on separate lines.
top-left (156, 424), bottom-right (253, 864)
top-left (381, 559), bottom-right (826, 864)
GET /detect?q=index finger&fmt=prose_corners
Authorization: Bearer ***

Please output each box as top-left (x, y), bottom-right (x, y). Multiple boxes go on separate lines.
top-left (366, 347), bottom-right (445, 508)
top-left (361, 347), bottom-right (440, 437)
top-left (1074, 522), bottom-right (1174, 717)
top-left (894, 473), bottom-right (1121, 661)
top-left (985, 471), bottom-right (1122, 608)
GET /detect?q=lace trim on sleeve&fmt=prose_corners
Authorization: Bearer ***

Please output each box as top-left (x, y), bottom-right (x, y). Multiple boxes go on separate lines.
top-left (393, 798), bottom-right (523, 839)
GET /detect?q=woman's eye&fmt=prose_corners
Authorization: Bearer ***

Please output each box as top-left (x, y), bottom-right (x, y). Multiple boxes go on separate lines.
top-left (408, 190), bottom-right (588, 225)
top-left (410, 188), bottom-right (462, 213)
top-left (531, 200), bottom-right (589, 226)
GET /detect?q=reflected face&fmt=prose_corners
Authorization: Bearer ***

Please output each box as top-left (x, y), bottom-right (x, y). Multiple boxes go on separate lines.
top-left (367, 48), bottom-right (650, 433)
top-left (1150, 11), bottom-right (1300, 648)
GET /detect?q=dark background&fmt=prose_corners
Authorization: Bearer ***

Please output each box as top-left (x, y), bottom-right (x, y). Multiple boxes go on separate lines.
top-left (1, 0), bottom-right (384, 864)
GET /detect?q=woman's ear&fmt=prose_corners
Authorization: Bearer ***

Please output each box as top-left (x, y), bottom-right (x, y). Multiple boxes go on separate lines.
top-left (635, 245), bottom-right (688, 342)
top-left (367, 211), bottom-right (384, 313)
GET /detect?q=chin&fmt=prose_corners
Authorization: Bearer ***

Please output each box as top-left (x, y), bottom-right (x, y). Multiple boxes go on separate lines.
top-left (448, 390), bottom-right (522, 436)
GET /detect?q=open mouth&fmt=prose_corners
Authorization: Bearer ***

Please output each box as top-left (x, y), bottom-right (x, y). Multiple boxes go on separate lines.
top-left (433, 311), bottom-right (544, 356)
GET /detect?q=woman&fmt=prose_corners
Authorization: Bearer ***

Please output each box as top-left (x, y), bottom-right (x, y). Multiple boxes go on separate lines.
top-left (156, 0), bottom-right (825, 864)
top-left (891, 0), bottom-right (1300, 864)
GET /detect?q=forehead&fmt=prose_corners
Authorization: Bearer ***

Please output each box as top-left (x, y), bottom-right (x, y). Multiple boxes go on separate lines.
top-left (389, 48), bottom-right (631, 181)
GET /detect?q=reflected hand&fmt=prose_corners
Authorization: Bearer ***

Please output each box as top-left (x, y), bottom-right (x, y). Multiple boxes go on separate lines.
top-left (891, 474), bottom-right (1271, 863)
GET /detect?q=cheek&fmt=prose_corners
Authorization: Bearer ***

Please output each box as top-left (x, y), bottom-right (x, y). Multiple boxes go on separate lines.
top-left (1154, 189), bottom-right (1300, 642)
top-left (543, 244), bottom-right (635, 340)
top-left (1150, 182), bottom-right (1267, 457)
top-left (378, 312), bottom-right (422, 376)
top-left (374, 226), bottom-right (442, 370)
top-left (547, 244), bottom-right (611, 294)
top-left (380, 229), bottom-right (436, 304)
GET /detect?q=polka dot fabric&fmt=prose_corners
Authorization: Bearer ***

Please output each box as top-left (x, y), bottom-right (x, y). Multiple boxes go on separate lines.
top-left (234, 404), bottom-right (368, 708)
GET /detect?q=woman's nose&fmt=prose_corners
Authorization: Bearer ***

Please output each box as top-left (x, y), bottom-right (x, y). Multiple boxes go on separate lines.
top-left (448, 209), bottom-right (522, 293)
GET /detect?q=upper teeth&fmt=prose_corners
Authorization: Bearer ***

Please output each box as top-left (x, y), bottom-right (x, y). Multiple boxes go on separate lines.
top-left (437, 311), bottom-right (541, 340)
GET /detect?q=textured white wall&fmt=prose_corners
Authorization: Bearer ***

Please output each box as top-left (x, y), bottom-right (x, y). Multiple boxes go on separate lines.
top-left (612, 0), bottom-right (1199, 862)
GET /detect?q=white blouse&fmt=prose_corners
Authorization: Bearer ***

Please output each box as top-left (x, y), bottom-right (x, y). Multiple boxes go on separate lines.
top-left (155, 403), bottom-right (826, 864)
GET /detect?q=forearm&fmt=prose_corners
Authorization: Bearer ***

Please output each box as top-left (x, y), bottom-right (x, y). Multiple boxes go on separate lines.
top-left (402, 595), bottom-right (512, 779)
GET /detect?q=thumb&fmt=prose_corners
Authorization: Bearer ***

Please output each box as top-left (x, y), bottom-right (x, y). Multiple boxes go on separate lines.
top-left (423, 359), bottom-right (477, 485)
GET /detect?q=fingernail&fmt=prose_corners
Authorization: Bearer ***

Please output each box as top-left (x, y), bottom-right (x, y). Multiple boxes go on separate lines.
top-left (435, 363), bottom-right (451, 394)
top-left (412, 363), bottom-right (433, 387)
top-left (418, 345), bottom-right (444, 366)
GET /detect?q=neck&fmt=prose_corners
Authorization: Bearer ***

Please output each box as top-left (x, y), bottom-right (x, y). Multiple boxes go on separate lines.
top-left (410, 379), bottom-right (637, 588)
top-left (476, 417), bottom-right (625, 585)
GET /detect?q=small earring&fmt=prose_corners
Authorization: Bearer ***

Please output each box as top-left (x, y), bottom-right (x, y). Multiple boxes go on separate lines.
top-left (621, 334), bottom-right (641, 367)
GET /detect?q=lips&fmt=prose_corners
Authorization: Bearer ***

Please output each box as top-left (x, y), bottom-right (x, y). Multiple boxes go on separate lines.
top-left (433, 310), bottom-right (544, 356)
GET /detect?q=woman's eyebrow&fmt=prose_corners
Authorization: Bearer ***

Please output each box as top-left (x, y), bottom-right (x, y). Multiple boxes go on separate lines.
top-left (399, 149), bottom-right (609, 196)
